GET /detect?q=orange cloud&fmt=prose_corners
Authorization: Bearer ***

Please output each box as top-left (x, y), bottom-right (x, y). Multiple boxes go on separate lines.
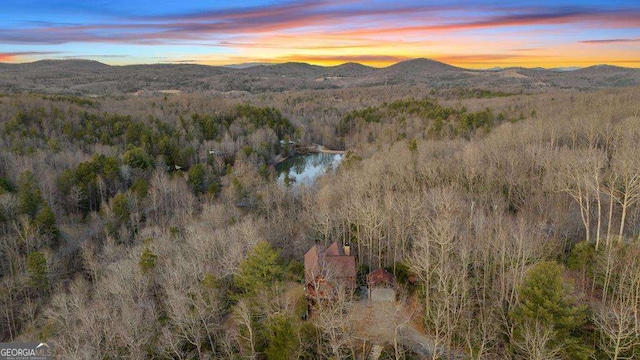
top-left (434, 54), bottom-right (530, 64)
top-left (0, 51), bottom-right (60, 62)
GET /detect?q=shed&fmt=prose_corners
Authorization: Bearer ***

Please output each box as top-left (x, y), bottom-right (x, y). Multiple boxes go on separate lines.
top-left (366, 268), bottom-right (397, 302)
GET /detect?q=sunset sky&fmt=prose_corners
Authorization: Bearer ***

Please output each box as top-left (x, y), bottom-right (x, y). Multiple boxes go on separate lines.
top-left (1, 0), bottom-right (639, 68)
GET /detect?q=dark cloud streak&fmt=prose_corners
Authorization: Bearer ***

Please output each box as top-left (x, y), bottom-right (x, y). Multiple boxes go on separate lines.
top-left (340, 7), bottom-right (640, 35)
top-left (580, 38), bottom-right (640, 44)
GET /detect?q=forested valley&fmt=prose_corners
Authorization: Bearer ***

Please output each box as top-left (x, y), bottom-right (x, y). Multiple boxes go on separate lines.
top-left (0, 86), bottom-right (639, 359)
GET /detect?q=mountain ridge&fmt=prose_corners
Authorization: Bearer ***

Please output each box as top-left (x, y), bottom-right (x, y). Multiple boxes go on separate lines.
top-left (1, 57), bottom-right (638, 94)
top-left (5, 57), bottom-right (639, 71)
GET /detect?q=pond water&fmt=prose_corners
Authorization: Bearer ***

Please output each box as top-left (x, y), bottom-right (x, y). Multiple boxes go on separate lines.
top-left (276, 152), bottom-right (343, 186)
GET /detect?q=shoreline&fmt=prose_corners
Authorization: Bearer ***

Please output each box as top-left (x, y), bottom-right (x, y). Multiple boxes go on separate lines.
top-left (272, 144), bottom-right (347, 165)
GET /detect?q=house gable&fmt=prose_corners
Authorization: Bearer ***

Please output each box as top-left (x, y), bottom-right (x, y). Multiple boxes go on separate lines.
top-left (304, 242), bottom-right (356, 300)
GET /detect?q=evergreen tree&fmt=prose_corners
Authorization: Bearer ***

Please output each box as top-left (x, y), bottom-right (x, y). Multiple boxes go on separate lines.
top-left (139, 247), bottom-right (157, 275)
top-left (17, 171), bottom-right (43, 219)
top-left (130, 178), bottom-right (149, 200)
top-left (234, 241), bottom-right (282, 298)
top-left (408, 138), bottom-right (418, 153)
top-left (111, 193), bottom-right (130, 226)
top-left (0, 177), bottom-right (15, 194)
top-left (510, 261), bottom-right (590, 359)
top-left (26, 251), bottom-right (49, 295)
top-left (263, 314), bottom-right (299, 360)
top-left (34, 205), bottom-right (60, 247)
top-left (187, 163), bottom-right (206, 195)
top-left (122, 146), bottom-right (153, 169)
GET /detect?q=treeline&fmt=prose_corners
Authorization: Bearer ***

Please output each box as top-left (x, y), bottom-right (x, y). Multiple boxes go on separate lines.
top-left (337, 97), bottom-right (499, 139)
top-left (0, 87), bottom-right (638, 359)
top-left (3, 99), bottom-right (293, 162)
top-left (431, 87), bottom-right (520, 100)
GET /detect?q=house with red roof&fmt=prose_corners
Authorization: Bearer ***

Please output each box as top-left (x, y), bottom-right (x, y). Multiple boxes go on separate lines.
top-left (304, 241), bottom-right (356, 303)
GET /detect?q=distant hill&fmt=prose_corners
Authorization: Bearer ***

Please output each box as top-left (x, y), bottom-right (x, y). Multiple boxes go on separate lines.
top-left (243, 62), bottom-right (326, 78)
top-left (0, 58), bottom-right (638, 95)
top-left (326, 62), bottom-right (376, 77)
top-left (223, 62), bottom-right (275, 69)
top-left (384, 58), bottom-right (464, 73)
top-left (549, 67), bottom-right (581, 72)
top-left (559, 65), bottom-right (640, 88)
top-left (369, 58), bottom-right (474, 86)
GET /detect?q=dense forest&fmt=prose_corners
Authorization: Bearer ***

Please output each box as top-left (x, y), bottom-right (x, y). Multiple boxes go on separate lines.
top-left (0, 86), bottom-right (639, 359)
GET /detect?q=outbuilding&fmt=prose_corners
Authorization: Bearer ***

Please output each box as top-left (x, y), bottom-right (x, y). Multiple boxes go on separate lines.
top-left (366, 268), bottom-right (397, 302)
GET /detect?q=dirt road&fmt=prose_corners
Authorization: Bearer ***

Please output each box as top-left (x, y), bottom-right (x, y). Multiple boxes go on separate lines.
top-left (352, 296), bottom-right (465, 359)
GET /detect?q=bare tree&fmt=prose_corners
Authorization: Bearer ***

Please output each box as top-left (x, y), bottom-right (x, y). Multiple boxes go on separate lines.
top-left (231, 299), bottom-right (259, 360)
top-left (612, 145), bottom-right (640, 240)
top-left (594, 303), bottom-right (639, 360)
top-left (510, 321), bottom-right (562, 360)
top-left (313, 287), bottom-right (357, 359)
top-left (553, 148), bottom-right (607, 249)
top-left (162, 266), bottom-right (222, 359)
top-left (407, 188), bottom-right (471, 359)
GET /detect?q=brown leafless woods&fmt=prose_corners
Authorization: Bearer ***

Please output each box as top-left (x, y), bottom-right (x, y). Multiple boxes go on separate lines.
top-left (0, 86), bottom-right (639, 359)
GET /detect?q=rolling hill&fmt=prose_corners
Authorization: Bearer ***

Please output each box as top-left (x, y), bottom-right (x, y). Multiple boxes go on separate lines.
top-left (0, 58), bottom-right (638, 95)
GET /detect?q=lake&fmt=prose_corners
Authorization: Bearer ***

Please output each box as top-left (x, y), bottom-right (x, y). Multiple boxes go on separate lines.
top-left (276, 152), bottom-right (344, 186)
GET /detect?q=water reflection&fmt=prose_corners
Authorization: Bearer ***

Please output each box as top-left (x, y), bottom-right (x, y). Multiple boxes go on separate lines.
top-left (276, 153), bottom-right (343, 186)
